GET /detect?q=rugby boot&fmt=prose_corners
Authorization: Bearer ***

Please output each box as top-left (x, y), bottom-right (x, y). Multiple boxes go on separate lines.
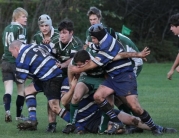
top-left (46, 122), bottom-right (57, 133)
top-left (62, 123), bottom-right (76, 134)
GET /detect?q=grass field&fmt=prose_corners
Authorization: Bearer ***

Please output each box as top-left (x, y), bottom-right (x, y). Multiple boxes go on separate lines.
top-left (0, 63), bottom-right (179, 138)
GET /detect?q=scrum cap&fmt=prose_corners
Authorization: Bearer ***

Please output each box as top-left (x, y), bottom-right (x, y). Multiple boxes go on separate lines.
top-left (88, 24), bottom-right (106, 41)
top-left (38, 14), bottom-right (52, 27)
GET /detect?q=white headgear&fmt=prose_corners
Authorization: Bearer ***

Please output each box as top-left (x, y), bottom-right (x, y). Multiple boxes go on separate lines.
top-left (38, 14), bottom-right (52, 27)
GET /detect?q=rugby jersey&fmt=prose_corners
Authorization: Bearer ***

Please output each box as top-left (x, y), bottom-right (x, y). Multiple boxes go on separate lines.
top-left (115, 32), bottom-right (143, 67)
top-left (32, 27), bottom-right (60, 58)
top-left (57, 36), bottom-right (83, 63)
top-left (15, 44), bottom-right (63, 83)
top-left (2, 22), bottom-right (27, 63)
top-left (92, 33), bottom-right (133, 77)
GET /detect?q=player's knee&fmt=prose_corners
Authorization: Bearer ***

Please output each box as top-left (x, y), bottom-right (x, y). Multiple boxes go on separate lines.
top-left (50, 106), bottom-right (58, 114)
top-left (131, 105), bottom-right (143, 115)
top-left (93, 93), bottom-right (103, 103)
top-left (176, 66), bottom-right (179, 73)
top-left (24, 87), bottom-right (34, 95)
top-left (49, 100), bottom-right (61, 114)
top-left (72, 95), bottom-right (81, 103)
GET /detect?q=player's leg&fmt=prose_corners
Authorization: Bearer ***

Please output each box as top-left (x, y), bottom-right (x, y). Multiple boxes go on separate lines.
top-left (48, 98), bottom-right (71, 127)
top-left (16, 82), bottom-right (25, 121)
top-left (94, 85), bottom-right (123, 134)
top-left (3, 80), bottom-right (13, 122)
top-left (46, 102), bottom-right (57, 133)
top-left (25, 83), bottom-right (38, 121)
top-left (126, 95), bottom-right (160, 134)
top-left (114, 96), bottom-right (132, 115)
top-left (117, 110), bottom-right (150, 130)
top-left (17, 83), bottom-right (38, 130)
top-left (70, 82), bottom-right (89, 124)
top-left (98, 94), bottom-right (115, 134)
top-left (126, 95), bottom-right (177, 135)
top-left (176, 66), bottom-right (179, 73)
top-left (62, 82), bottom-right (90, 134)
top-left (1, 61), bottom-right (15, 122)
top-left (114, 95), bottom-right (144, 133)
top-left (45, 76), bottom-right (71, 132)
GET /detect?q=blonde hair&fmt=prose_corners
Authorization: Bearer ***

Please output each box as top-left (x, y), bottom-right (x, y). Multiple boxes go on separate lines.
top-left (12, 7), bottom-right (28, 22)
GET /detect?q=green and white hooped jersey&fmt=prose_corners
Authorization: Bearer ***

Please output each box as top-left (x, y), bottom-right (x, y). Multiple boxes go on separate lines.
top-left (115, 32), bottom-right (143, 76)
top-left (32, 27), bottom-right (59, 57)
top-left (56, 36), bottom-right (83, 63)
top-left (2, 22), bottom-right (27, 63)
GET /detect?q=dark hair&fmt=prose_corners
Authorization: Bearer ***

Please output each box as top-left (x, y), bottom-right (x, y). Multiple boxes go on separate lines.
top-left (169, 13), bottom-right (179, 27)
top-left (87, 6), bottom-right (102, 19)
top-left (74, 50), bottom-right (90, 63)
top-left (58, 19), bottom-right (74, 32)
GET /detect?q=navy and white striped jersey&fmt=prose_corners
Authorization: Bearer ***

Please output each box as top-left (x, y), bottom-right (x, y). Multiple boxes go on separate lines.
top-left (92, 33), bottom-right (133, 77)
top-left (61, 78), bottom-right (99, 125)
top-left (15, 44), bottom-right (63, 83)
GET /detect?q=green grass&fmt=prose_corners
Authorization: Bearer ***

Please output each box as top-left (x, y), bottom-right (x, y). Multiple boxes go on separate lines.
top-left (0, 63), bottom-right (179, 138)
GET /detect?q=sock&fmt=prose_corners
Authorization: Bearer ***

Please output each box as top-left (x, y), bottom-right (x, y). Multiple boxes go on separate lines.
top-left (99, 99), bottom-right (119, 122)
top-left (139, 110), bottom-right (156, 130)
top-left (16, 95), bottom-right (25, 117)
top-left (58, 108), bottom-right (70, 123)
top-left (26, 94), bottom-right (37, 121)
top-left (99, 112), bottom-right (110, 132)
top-left (70, 103), bottom-right (78, 124)
top-left (3, 94), bottom-right (11, 111)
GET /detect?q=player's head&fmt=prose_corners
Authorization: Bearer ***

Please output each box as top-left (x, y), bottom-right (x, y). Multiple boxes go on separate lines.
top-left (88, 23), bottom-right (106, 43)
top-left (169, 13), bottom-right (179, 27)
top-left (169, 13), bottom-right (179, 35)
top-left (12, 7), bottom-right (28, 26)
top-left (9, 40), bottom-right (23, 58)
top-left (74, 50), bottom-right (90, 68)
top-left (38, 14), bottom-right (52, 35)
top-left (58, 19), bottom-right (74, 44)
top-left (87, 6), bottom-right (102, 25)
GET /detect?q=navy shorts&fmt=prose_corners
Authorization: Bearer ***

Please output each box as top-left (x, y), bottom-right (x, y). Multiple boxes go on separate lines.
top-left (84, 110), bottom-right (102, 133)
top-left (34, 75), bottom-right (64, 100)
top-left (102, 71), bottom-right (138, 96)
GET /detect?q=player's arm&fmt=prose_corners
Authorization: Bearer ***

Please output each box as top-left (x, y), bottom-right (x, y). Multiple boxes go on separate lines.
top-left (58, 58), bottom-right (72, 69)
top-left (68, 58), bottom-right (98, 74)
top-left (15, 68), bottom-right (28, 84)
top-left (61, 77), bottom-right (77, 106)
top-left (167, 53), bottom-right (179, 80)
top-left (113, 47), bottom-right (150, 61)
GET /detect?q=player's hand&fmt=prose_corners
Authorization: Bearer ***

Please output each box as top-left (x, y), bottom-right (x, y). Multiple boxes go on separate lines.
top-left (42, 38), bottom-right (51, 44)
top-left (70, 76), bottom-right (77, 89)
top-left (167, 70), bottom-right (174, 80)
top-left (138, 47), bottom-right (150, 61)
top-left (83, 44), bottom-right (88, 50)
top-left (56, 62), bottom-right (61, 68)
top-left (69, 65), bottom-right (82, 74)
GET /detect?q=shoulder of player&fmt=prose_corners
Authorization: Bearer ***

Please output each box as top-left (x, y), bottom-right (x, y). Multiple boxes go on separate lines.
top-left (51, 29), bottom-right (59, 40)
top-left (33, 31), bottom-right (41, 37)
top-left (71, 36), bottom-right (83, 47)
top-left (115, 32), bottom-right (139, 51)
top-left (4, 24), bottom-right (24, 33)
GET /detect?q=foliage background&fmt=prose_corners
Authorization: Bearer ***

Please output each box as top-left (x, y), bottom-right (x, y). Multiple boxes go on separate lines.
top-left (0, 0), bottom-right (179, 62)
